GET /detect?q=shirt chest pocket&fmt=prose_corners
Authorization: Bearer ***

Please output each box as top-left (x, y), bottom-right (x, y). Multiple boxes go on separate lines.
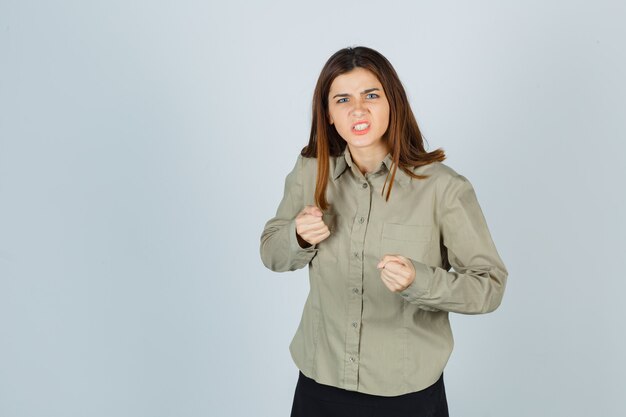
top-left (379, 222), bottom-right (433, 262)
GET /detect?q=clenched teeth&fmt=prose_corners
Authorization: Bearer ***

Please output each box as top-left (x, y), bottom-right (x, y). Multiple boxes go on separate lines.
top-left (353, 123), bottom-right (370, 131)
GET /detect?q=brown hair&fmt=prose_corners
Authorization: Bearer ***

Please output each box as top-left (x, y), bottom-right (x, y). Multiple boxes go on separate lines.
top-left (301, 46), bottom-right (446, 211)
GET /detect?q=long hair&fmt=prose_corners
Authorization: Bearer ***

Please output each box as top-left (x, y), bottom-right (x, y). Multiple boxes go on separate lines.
top-left (301, 46), bottom-right (446, 211)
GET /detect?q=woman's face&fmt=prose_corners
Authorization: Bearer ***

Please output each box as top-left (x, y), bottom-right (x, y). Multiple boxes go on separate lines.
top-left (327, 67), bottom-right (390, 154)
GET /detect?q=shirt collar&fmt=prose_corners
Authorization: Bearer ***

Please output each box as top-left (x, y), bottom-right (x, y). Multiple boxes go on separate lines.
top-left (332, 147), bottom-right (411, 185)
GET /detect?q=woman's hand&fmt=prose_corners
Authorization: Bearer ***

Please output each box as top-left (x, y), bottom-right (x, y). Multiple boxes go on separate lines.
top-left (377, 255), bottom-right (416, 292)
top-left (295, 205), bottom-right (331, 248)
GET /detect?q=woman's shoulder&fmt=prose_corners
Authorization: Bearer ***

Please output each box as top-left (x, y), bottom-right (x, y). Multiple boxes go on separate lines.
top-left (297, 152), bottom-right (338, 172)
top-left (415, 160), bottom-right (463, 182)
top-left (298, 153), bottom-right (318, 171)
top-left (413, 161), bottom-right (478, 202)
top-left (419, 161), bottom-right (480, 206)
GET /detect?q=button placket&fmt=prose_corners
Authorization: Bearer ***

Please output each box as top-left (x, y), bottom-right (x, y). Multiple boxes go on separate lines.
top-left (344, 177), bottom-right (371, 390)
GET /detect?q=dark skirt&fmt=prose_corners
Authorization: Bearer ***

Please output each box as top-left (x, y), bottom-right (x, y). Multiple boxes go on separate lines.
top-left (290, 371), bottom-right (449, 417)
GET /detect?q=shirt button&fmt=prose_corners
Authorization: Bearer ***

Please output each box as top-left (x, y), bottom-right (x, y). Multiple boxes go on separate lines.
top-left (359, 217), bottom-right (365, 224)
top-left (352, 322), bottom-right (358, 328)
top-left (362, 183), bottom-right (368, 188)
top-left (349, 357), bottom-right (355, 363)
top-left (353, 288), bottom-right (359, 294)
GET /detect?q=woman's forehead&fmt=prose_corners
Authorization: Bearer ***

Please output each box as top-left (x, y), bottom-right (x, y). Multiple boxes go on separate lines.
top-left (329, 68), bottom-right (382, 94)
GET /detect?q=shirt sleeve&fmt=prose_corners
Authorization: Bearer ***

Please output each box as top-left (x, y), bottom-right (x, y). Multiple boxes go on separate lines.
top-left (400, 173), bottom-right (508, 314)
top-left (260, 154), bottom-right (318, 272)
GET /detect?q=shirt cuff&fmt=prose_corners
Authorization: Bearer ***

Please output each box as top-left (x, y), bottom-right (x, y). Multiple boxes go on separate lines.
top-left (400, 259), bottom-right (434, 303)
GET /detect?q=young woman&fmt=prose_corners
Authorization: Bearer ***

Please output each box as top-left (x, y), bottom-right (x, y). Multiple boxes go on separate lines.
top-left (260, 46), bottom-right (508, 417)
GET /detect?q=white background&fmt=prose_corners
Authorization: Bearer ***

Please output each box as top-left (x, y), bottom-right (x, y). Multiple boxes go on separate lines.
top-left (1, 1), bottom-right (625, 416)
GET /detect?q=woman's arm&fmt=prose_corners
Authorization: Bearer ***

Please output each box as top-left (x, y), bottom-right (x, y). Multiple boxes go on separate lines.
top-left (260, 154), bottom-right (318, 272)
top-left (400, 173), bottom-right (509, 314)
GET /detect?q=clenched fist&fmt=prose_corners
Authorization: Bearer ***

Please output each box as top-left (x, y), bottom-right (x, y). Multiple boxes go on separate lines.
top-left (295, 205), bottom-right (331, 248)
top-left (377, 255), bottom-right (416, 292)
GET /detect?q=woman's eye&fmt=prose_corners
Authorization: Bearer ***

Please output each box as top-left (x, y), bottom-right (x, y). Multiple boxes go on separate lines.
top-left (366, 93), bottom-right (379, 99)
top-left (337, 98), bottom-right (349, 103)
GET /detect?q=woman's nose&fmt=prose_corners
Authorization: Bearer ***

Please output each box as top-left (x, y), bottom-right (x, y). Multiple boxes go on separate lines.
top-left (351, 98), bottom-right (367, 116)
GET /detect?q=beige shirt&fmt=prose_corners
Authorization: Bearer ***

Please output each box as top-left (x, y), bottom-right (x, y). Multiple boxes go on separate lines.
top-left (260, 146), bottom-right (508, 396)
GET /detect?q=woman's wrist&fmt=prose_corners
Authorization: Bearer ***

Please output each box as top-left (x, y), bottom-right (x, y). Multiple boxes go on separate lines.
top-left (296, 232), bottom-right (312, 248)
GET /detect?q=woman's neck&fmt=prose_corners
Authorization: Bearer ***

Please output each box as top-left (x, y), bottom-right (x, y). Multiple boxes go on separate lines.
top-left (347, 144), bottom-right (389, 175)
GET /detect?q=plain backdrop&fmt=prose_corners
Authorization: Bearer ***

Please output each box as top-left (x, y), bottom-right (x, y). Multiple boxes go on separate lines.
top-left (1, 1), bottom-right (625, 416)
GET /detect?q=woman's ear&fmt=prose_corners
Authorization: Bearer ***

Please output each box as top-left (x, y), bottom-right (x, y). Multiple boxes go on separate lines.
top-left (327, 113), bottom-right (334, 125)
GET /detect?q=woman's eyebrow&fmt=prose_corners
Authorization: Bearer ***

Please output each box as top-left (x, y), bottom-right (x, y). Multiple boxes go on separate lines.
top-left (332, 87), bottom-right (381, 99)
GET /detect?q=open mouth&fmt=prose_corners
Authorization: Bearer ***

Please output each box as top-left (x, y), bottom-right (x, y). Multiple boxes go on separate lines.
top-left (352, 122), bottom-right (370, 134)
